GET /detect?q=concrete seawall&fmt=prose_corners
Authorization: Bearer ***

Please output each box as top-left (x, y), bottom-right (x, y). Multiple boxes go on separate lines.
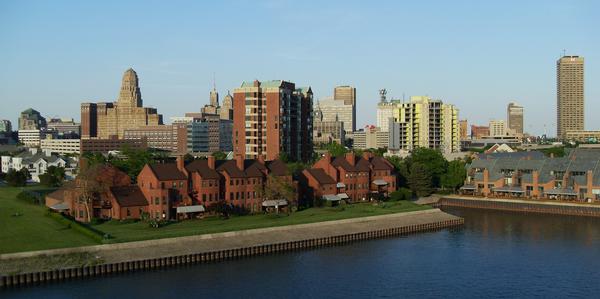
top-left (0, 209), bottom-right (463, 288)
top-left (438, 196), bottom-right (600, 217)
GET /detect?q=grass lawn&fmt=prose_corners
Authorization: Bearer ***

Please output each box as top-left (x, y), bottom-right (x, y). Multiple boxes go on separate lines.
top-left (95, 201), bottom-right (430, 243)
top-left (0, 186), bottom-right (99, 254)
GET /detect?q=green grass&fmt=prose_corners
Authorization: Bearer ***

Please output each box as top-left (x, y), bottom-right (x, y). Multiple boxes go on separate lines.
top-left (0, 184), bottom-right (430, 253)
top-left (95, 201), bottom-right (430, 243)
top-left (0, 186), bottom-right (99, 254)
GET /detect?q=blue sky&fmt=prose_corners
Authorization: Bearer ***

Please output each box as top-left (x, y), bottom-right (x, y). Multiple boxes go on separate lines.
top-left (0, 0), bottom-right (598, 136)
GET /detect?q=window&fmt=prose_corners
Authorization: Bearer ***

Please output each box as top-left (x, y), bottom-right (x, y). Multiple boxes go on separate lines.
top-left (127, 209), bottom-right (131, 217)
top-left (162, 197), bottom-right (166, 204)
top-left (202, 194), bottom-right (206, 201)
top-left (172, 182), bottom-right (177, 188)
top-left (230, 192), bottom-right (234, 200)
top-left (154, 197), bottom-right (159, 205)
top-left (180, 181), bottom-right (184, 188)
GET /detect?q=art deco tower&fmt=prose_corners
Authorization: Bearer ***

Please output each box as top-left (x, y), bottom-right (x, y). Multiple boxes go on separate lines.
top-left (118, 68), bottom-right (143, 107)
top-left (557, 55), bottom-right (584, 139)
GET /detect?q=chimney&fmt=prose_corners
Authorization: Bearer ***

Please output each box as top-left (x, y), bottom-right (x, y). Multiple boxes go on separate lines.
top-left (207, 155), bottom-right (215, 169)
top-left (176, 155), bottom-right (185, 173)
top-left (235, 154), bottom-right (244, 170)
top-left (345, 152), bottom-right (355, 166)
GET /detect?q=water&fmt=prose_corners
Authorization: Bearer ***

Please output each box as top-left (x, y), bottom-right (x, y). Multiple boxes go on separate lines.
top-left (4, 207), bottom-right (600, 298)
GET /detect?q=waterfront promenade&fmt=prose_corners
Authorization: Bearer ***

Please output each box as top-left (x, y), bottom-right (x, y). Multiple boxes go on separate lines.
top-left (0, 209), bottom-right (461, 282)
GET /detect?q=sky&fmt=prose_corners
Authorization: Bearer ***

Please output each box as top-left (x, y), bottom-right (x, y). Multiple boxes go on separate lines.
top-left (0, 0), bottom-right (598, 136)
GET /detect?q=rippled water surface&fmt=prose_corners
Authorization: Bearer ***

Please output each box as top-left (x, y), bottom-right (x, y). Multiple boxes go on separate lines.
top-left (4, 207), bottom-right (600, 298)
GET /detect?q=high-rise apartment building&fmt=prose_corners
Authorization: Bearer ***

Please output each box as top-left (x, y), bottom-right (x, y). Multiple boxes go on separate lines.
top-left (376, 89), bottom-right (398, 132)
top-left (81, 68), bottom-right (163, 139)
top-left (233, 80), bottom-right (313, 161)
top-left (489, 120), bottom-right (506, 137)
top-left (388, 96), bottom-right (459, 153)
top-left (557, 55), bottom-right (584, 139)
top-left (507, 102), bottom-right (524, 135)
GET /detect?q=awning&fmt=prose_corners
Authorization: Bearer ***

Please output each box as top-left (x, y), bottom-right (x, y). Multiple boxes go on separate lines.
top-left (492, 186), bottom-right (524, 193)
top-left (373, 179), bottom-right (388, 186)
top-left (336, 193), bottom-right (349, 199)
top-left (336, 182), bottom-right (346, 188)
top-left (262, 199), bottom-right (288, 207)
top-left (50, 202), bottom-right (69, 211)
top-left (460, 185), bottom-right (476, 190)
top-left (323, 194), bottom-right (341, 201)
top-left (544, 188), bottom-right (578, 196)
top-left (176, 205), bottom-right (205, 213)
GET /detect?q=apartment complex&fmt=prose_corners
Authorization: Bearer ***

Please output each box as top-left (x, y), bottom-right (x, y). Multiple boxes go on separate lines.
top-left (557, 55), bottom-right (584, 139)
top-left (387, 96), bottom-right (460, 154)
top-left (81, 68), bottom-right (163, 139)
top-left (462, 149), bottom-right (600, 201)
top-left (300, 152), bottom-right (397, 205)
top-left (233, 80), bottom-right (313, 161)
top-left (507, 102), bottom-right (524, 135)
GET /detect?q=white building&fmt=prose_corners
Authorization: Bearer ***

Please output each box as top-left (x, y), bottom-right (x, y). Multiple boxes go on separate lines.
top-left (489, 120), bottom-right (507, 137)
top-left (318, 95), bottom-right (355, 135)
top-left (353, 126), bottom-right (389, 149)
top-left (40, 138), bottom-right (81, 155)
top-left (18, 129), bottom-right (43, 147)
top-left (1, 148), bottom-right (77, 182)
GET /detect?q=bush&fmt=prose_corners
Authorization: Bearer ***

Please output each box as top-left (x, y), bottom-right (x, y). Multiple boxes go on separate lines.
top-left (389, 188), bottom-right (413, 201)
top-left (17, 191), bottom-right (43, 205)
top-left (45, 210), bottom-right (107, 243)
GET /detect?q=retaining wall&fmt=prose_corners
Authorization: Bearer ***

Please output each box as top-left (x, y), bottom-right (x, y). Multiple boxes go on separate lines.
top-left (0, 218), bottom-right (463, 288)
top-left (439, 197), bottom-right (600, 217)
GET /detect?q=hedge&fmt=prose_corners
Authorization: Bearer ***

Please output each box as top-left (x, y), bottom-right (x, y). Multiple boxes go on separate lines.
top-left (45, 211), bottom-right (108, 243)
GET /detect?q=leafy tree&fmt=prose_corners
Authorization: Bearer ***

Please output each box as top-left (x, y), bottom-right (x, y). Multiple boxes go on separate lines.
top-left (389, 188), bottom-right (413, 201)
top-left (82, 152), bottom-right (107, 167)
top-left (5, 168), bottom-right (30, 187)
top-left (109, 147), bottom-right (154, 182)
top-left (213, 151), bottom-right (228, 160)
top-left (76, 164), bottom-right (110, 222)
top-left (39, 166), bottom-right (66, 187)
top-left (406, 148), bottom-right (448, 188)
top-left (408, 162), bottom-right (432, 197)
top-left (255, 174), bottom-right (297, 212)
top-left (441, 160), bottom-right (466, 191)
top-left (183, 153), bottom-right (195, 163)
top-left (385, 156), bottom-right (409, 187)
top-left (325, 142), bottom-right (348, 157)
top-left (278, 152), bottom-right (291, 163)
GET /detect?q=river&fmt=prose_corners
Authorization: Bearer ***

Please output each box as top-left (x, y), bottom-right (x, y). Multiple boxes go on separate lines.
top-left (3, 207), bottom-right (600, 298)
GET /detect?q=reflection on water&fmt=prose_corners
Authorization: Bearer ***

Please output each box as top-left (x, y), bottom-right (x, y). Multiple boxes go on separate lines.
top-left (3, 207), bottom-right (600, 298)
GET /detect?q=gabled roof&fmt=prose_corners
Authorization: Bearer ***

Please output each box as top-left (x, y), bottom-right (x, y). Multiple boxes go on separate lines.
top-left (266, 159), bottom-right (288, 176)
top-left (216, 160), bottom-right (246, 178)
top-left (305, 168), bottom-right (336, 185)
top-left (369, 156), bottom-right (394, 171)
top-left (148, 163), bottom-right (187, 181)
top-left (185, 160), bottom-right (220, 179)
top-left (331, 157), bottom-right (357, 172)
top-left (110, 186), bottom-right (148, 207)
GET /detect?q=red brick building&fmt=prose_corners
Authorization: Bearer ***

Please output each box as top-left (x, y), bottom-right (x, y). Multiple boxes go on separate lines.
top-left (301, 152), bottom-right (397, 205)
top-left (137, 161), bottom-right (190, 220)
top-left (233, 80), bottom-right (313, 162)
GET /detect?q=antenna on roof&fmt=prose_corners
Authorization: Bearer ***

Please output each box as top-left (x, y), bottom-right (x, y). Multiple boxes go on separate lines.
top-left (562, 49), bottom-right (566, 57)
top-left (212, 72), bottom-right (216, 90)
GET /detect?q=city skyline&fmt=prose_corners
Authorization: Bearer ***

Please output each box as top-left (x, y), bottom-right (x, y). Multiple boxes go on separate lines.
top-left (1, 1), bottom-right (599, 136)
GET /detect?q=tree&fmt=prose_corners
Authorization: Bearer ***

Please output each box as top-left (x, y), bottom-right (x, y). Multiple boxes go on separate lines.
top-left (325, 142), bottom-right (348, 157)
top-left (39, 166), bottom-right (66, 187)
top-left (183, 153), bottom-right (195, 163)
top-left (5, 168), bottom-right (29, 187)
top-left (76, 164), bottom-right (109, 222)
top-left (82, 152), bottom-right (107, 167)
top-left (213, 151), bottom-right (228, 160)
top-left (406, 148), bottom-right (448, 188)
top-left (385, 156), bottom-right (409, 187)
top-left (408, 162), bottom-right (432, 197)
top-left (441, 160), bottom-right (467, 191)
top-left (255, 174), bottom-right (297, 213)
top-left (109, 147), bottom-right (154, 182)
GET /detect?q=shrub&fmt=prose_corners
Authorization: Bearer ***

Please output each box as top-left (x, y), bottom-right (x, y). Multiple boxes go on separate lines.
top-left (389, 188), bottom-right (413, 201)
top-left (17, 191), bottom-right (42, 205)
top-left (45, 210), bottom-right (107, 243)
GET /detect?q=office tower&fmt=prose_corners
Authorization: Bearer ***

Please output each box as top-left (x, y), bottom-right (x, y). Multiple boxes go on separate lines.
top-left (233, 80), bottom-right (313, 161)
top-left (318, 86), bottom-right (356, 134)
top-left (19, 108), bottom-right (46, 130)
top-left (557, 55), bottom-right (584, 139)
top-left (0, 120), bottom-right (12, 134)
top-left (81, 68), bottom-right (163, 139)
top-left (388, 96), bottom-right (459, 153)
top-left (507, 102), bottom-right (524, 135)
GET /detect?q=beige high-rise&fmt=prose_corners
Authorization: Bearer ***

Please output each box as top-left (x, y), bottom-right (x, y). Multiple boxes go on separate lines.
top-left (507, 102), bottom-right (524, 135)
top-left (557, 56), bottom-right (584, 139)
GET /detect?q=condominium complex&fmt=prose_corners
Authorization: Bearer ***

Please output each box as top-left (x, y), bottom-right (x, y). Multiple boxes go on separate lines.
top-left (318, 86), bottom-right (356, 134)
top-left (81, 68), bottom-right (163, 139)
top-left (233, 80), bottom-right (313, 161)
top-left (557, 55), bottom-right (584, 139)
top-left (388, 96), bottom-right (460, 153)
top-left (507, 102), bottom-right (524, 135)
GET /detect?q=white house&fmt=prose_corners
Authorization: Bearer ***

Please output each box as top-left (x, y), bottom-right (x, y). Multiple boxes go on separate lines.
top-left (1, 148), bottom-right (77, 182)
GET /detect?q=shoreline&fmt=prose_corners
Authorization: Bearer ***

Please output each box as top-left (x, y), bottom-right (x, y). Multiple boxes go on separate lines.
top-left (438, 195), bottom-right (600, 217)
top-left (0, 209), bottom-right (463, 288)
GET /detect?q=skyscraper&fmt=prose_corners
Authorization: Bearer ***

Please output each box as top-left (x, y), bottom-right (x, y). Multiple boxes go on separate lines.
top-left (557, 55), bottom-right (584, 139)
top-left (233, 80), bottom-right (313, 161)
top-left (507, 102), bottom-right (524, 135)
top-left (319, 86), bottom-right (356, 135)
top-left (81, 69), bottom-right (163, 139)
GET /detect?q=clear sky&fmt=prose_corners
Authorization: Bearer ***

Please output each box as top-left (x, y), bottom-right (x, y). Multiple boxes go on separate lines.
top-left (0, 0), bottom-right (598, 136)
